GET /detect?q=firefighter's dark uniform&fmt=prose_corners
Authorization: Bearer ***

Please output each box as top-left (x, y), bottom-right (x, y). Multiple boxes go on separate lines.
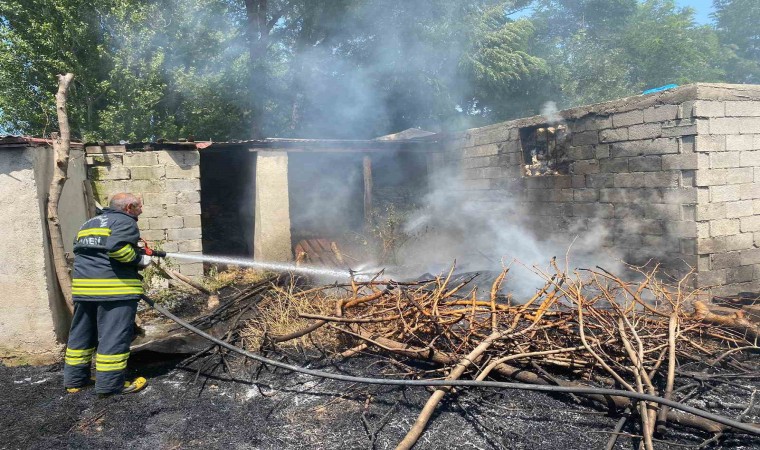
top-left (63, 208), bottom-right (143, 394)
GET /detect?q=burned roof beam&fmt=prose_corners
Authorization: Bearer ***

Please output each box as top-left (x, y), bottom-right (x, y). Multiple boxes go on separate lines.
top-left (243, 138), bottom-right (440, 153)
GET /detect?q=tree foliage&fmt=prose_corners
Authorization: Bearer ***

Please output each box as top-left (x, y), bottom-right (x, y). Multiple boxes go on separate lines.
top-left (713, 0), bottom-right (760, 83)
top-left (0, 0), bottom-right (756, 141)
top-left (622, 0), bottom-right (724, 88)
top-left (0, 0), bottom-right (111, 136)
top-left (528, 0), bottom-right (725, 109)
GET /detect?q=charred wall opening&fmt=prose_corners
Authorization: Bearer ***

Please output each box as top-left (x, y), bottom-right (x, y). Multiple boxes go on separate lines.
top-left (200, 148), bottom-right (255, 256)
top-left (520, 125), bottom-right (569, 176)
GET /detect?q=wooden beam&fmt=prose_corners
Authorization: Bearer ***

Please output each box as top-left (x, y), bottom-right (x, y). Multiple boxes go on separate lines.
top-left (363, 155), bottom-right (373, 226)
top-left (82, 180), bottom-right (98, 219)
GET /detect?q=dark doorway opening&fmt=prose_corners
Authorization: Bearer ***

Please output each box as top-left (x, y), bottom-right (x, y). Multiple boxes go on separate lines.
top-left (199, 148), bottom-right (256, 257)
top-left (372, 150), bottom-right (429, 212)
top-left (288, 152), bottom-right (365, 245)
top-left (287, 150), bottom-right (430, 266)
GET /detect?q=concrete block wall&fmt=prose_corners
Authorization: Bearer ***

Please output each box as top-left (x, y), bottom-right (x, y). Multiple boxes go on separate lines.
top-left (691, 90), bottom-right (760, 295)
top-left (440, 84), bottom-right (760, 295)
top-left (444, 96), bottom-right (698, 273)
top-left (85, 145), bottom-right (203, 277)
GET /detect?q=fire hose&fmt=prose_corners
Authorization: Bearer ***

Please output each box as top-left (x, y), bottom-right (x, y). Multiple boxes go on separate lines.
top-left (140, 294), bottom-right (760, 436)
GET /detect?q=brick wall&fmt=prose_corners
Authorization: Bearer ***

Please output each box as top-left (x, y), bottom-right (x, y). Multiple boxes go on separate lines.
top-left (439, 84), bottom-right (760, 295)
top-left (85, 145), bottom-right (203, 277)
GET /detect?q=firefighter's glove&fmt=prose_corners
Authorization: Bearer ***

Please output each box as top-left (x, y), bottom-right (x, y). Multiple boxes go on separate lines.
top-left (137, 254), bottom-right (153, 269)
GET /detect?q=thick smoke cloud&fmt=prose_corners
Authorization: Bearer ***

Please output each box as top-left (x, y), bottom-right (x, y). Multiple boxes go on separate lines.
top-left (286, 1), bottom-right (484, 139)
top-left (126, 1), bottom-right (630, 294)
top-left (396, 163), bottom-right (623, 299)
top-left (264, 3), bottom-right (626, 296)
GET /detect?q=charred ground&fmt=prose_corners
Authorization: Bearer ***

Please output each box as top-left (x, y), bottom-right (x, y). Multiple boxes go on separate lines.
top-left (4, 269), bottom-right (760, 450)
top-left (3, 352), bottom-right (758, 449)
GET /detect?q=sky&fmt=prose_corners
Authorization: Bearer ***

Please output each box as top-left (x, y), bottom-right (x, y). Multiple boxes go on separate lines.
top-left (677, 0), bottom-right (715, 24)
top-left (510, 0), bottom-right (716, 24)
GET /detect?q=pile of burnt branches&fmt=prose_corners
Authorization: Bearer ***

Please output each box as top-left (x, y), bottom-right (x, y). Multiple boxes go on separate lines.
top-left (263, 262), bottom-right (759, 449)
top-left (167, 274), bottom-right (282, 381)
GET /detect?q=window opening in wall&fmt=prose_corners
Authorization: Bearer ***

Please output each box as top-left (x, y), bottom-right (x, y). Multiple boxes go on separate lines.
top-left (520, 125), bottom-right (569, 176)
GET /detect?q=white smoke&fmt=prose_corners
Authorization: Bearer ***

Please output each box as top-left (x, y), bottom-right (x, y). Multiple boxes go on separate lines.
top-left (541, 101), bottom-right (562, 124)
top-left (394, 164), bottom-right (624, 299)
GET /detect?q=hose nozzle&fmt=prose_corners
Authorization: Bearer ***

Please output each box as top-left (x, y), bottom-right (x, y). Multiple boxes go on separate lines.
top-left (138, 238), bottom-right (167, 258)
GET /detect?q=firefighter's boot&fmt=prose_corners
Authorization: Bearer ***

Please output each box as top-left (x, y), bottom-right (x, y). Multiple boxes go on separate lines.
top-left (97, 376), bottom-right (147, 398)
top-left (67, 377), bottom-right (135, 394)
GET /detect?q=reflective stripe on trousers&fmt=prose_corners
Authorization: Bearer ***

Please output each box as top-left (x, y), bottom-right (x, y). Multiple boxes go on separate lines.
top-left (71, 278), bottom-right (143, 296)
top-left (96, 352), bottom-right (130, 371)
top-left (64, 347), bottom-right (95, 366)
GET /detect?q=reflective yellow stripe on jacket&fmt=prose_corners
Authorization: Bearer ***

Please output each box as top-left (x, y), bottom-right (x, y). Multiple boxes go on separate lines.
top-left (77, 227), bottom-right (112, 239)
top-left (96, 352), bottom-right (130, 372)
top-left (71, 278), bottom-right (143, 296)
top-left (65, 347), bottom-right (95, 366)
top-left (107, 244), bottom-right (137, 263)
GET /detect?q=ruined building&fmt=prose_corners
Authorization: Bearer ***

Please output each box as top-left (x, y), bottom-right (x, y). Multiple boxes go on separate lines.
top-left (2, 82), bottom-right (760, 362)
top-left (440, 83), bottom-right (760, 297)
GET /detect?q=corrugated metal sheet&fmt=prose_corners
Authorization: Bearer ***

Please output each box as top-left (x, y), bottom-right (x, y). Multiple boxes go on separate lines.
top-left (0, 135), bottom-right (84, 149)
top-left (4, 130), bottom-right (442, 153)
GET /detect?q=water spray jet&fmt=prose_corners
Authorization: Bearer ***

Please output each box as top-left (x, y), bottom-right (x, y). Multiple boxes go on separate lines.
top-left (165, 252), bottom-right (377, 280)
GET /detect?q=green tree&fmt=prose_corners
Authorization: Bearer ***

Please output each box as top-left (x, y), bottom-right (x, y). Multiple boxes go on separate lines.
top-left (1, 0), bottom-right (549, 140)
top-left (526, 0), bottom-right (638, 108)
top-left (528, 0), bottom-right (725, 110)
top-left (17, 1), bottom-right (732, 141)
top-left (713, 0), bottom-right (760, 83)
top-left (99, 0), bottom-right (253, 141)
top-left (0, 0), bottom-right (112, 136)
top-left (459, 7), bottom-right (546, 121)
top-left (0, 0), bottom-right (259, 141)
top-left (622, 0), bottom-right (724, 89)
top-left (281, 1), bottom-right (543, 137)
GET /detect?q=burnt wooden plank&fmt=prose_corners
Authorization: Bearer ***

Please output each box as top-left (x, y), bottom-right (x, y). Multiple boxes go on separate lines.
top-left (363, 155), bottom-right (373, 226)
top-left (298, 239), bottom-right (326, 266)
top-left (314, 239), bottom-right (340, 266)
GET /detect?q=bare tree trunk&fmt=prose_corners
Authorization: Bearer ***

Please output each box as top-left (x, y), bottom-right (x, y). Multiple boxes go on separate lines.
top-left (243, 0), bottom-right (296, 139)
top-left (244, 0), bottom-right (269, 139)
top-left (48, 73), bottom-right (75, 314)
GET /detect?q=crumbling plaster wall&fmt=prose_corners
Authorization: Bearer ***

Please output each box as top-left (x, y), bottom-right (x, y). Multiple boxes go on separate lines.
top-left (0, 145), bottom-right (87, 364)
top-left (85, 145), bottom-right (203, 277)
top-left (440, 83), bottom-right (760, 296)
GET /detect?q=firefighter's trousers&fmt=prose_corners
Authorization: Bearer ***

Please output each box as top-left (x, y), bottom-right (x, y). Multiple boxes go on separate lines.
top-left (63, 300), bottom-right (138, 394)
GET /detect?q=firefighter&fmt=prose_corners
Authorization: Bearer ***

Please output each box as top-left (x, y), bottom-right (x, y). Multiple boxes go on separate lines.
top-left (63, 192), bottom-right (152, 396)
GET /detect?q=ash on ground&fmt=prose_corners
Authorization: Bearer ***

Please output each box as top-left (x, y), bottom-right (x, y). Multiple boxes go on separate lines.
top-left (3, 353), bottom-right (758, 449)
